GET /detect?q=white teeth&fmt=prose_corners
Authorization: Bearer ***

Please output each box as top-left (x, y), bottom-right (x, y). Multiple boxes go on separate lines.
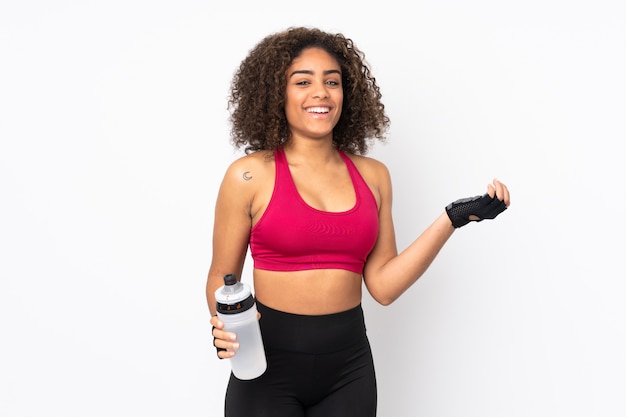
top-left (306, 107), bottom-right (329, 113)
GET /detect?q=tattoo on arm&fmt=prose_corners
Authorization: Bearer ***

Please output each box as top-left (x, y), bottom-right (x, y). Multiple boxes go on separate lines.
top-left (243, 171), bottom-right (252, 181)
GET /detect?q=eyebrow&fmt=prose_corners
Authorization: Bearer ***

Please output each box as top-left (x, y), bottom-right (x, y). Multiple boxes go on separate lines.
top-left (289, 69), bottom-right (342, 78)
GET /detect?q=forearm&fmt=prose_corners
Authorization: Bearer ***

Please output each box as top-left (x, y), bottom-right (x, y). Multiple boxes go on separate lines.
top-left (206, 272), bottom-right (222, 316)
top-left (365, 212), bottom-right (454, 305)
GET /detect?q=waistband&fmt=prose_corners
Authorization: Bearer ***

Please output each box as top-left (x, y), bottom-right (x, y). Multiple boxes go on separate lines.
top-left (257, 300), bottom-right (367, 354)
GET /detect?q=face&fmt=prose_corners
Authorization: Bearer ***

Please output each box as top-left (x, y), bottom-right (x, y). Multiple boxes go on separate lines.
top-left (284, 47), bottom-right (343, 142)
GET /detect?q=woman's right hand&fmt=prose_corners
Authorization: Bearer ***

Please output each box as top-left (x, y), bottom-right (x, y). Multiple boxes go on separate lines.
top-left (210, 316), bottom-right (239, 359)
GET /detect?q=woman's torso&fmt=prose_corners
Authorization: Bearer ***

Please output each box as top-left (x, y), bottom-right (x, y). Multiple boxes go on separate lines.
top-left (247, 148), bottom-right (381, 315)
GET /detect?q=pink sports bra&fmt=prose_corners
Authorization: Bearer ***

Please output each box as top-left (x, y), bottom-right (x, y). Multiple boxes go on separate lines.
top-left (249, 148), bottom-right (379, 274)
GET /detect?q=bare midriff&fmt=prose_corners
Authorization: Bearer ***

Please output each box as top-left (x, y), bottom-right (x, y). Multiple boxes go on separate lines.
top-left (253, 268), bottom-right (363, 315)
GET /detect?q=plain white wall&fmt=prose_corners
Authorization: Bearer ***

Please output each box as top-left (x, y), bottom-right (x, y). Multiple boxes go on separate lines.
top-left (1, 1), bottom-right (625, 416)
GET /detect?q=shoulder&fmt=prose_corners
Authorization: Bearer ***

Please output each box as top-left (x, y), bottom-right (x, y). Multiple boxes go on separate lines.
top-left (222, 151), bottom-right (275, 197)
top-left (223, 150), bottom-right (274, 182)
top-left (343, 152), bottom-right (392, 206)
top-left (344, 152), bottom-right (391, 181)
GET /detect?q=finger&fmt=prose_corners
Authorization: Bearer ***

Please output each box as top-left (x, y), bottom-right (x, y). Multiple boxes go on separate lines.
top-left (213, 327), bottom-right (237, 342)
top-left (494, 179), bottom-right (510, 206)
top-left (214, 340), bottom-right (236, 359)
top-left (491, 179), bottom-right (504, 203)
top-left (218, 349), bottom-right (235, 359)
top-left (213, 330), bottom-right (239, 358)
top-left (501, 185), bottom-right (510, 207)
top-left (215, 338), bottom-right (239, 357)
top-left (486, 182), bottom-right (496, 198)
top-left (210, 315), bottom-right (224, 329)
top-left (492, 178), bottom-right (502, 200)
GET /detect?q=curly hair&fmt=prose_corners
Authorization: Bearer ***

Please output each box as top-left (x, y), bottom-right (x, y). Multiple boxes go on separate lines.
top-left (227, 27), bottom-right (390, 155)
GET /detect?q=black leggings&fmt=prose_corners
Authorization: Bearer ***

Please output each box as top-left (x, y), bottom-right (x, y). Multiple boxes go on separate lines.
top-left (224, 301), bottom-right (377, 417)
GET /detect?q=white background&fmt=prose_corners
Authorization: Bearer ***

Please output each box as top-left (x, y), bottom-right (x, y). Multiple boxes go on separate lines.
top-left (1, 1), bottom-right (625, 416)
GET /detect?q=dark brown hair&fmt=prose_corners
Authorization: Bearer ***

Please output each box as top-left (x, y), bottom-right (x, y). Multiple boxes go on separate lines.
top-left (227, 27), bottom-right (390, 155)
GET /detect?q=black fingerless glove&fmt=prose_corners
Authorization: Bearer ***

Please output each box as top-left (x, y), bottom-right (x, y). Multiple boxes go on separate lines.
top-left (445, 193), bottom-right (507, 228)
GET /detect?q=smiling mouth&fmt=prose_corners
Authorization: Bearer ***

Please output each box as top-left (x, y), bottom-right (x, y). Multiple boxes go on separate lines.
top-left (306, 106), bottom-right (330, 114)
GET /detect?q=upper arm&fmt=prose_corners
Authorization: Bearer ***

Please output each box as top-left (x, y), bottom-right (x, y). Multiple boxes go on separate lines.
top-left (361, 158), bottom-right (456, 305)
top-left (362, 160), bottom-right (398, 282)
top-left (212, 164), bottom-right (253, 275)
top-left (206, 157), bottom-right (259, 307)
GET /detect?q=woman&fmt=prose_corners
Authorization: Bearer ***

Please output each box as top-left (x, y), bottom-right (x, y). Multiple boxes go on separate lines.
top-left (207, 27), bottom-right (510, 417)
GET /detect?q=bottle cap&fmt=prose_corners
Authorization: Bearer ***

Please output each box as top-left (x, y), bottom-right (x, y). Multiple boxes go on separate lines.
top-left (215, 274), bottom-right (255, 314)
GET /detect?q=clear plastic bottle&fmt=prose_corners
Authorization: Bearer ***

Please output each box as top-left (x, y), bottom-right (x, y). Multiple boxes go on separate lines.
top-left (214, 274), bottom-right (267, 380)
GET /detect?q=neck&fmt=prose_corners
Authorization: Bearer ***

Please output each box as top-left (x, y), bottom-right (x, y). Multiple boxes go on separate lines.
top-left (283, 139), bottom-right (338, 165)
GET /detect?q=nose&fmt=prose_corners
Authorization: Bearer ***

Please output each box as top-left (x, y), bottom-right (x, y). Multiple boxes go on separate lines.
top-left (312, 82), bottom-right (329, 99)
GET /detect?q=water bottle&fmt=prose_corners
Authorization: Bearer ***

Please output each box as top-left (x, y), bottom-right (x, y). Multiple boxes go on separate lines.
top-left (215, 273), bottom-right (267, 380)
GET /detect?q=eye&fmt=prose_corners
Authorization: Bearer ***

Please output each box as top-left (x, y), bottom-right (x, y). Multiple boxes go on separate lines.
top-left (326, 80), bottom-right (340, 87)
top-left (296, 80), bottom-right (311, 86)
